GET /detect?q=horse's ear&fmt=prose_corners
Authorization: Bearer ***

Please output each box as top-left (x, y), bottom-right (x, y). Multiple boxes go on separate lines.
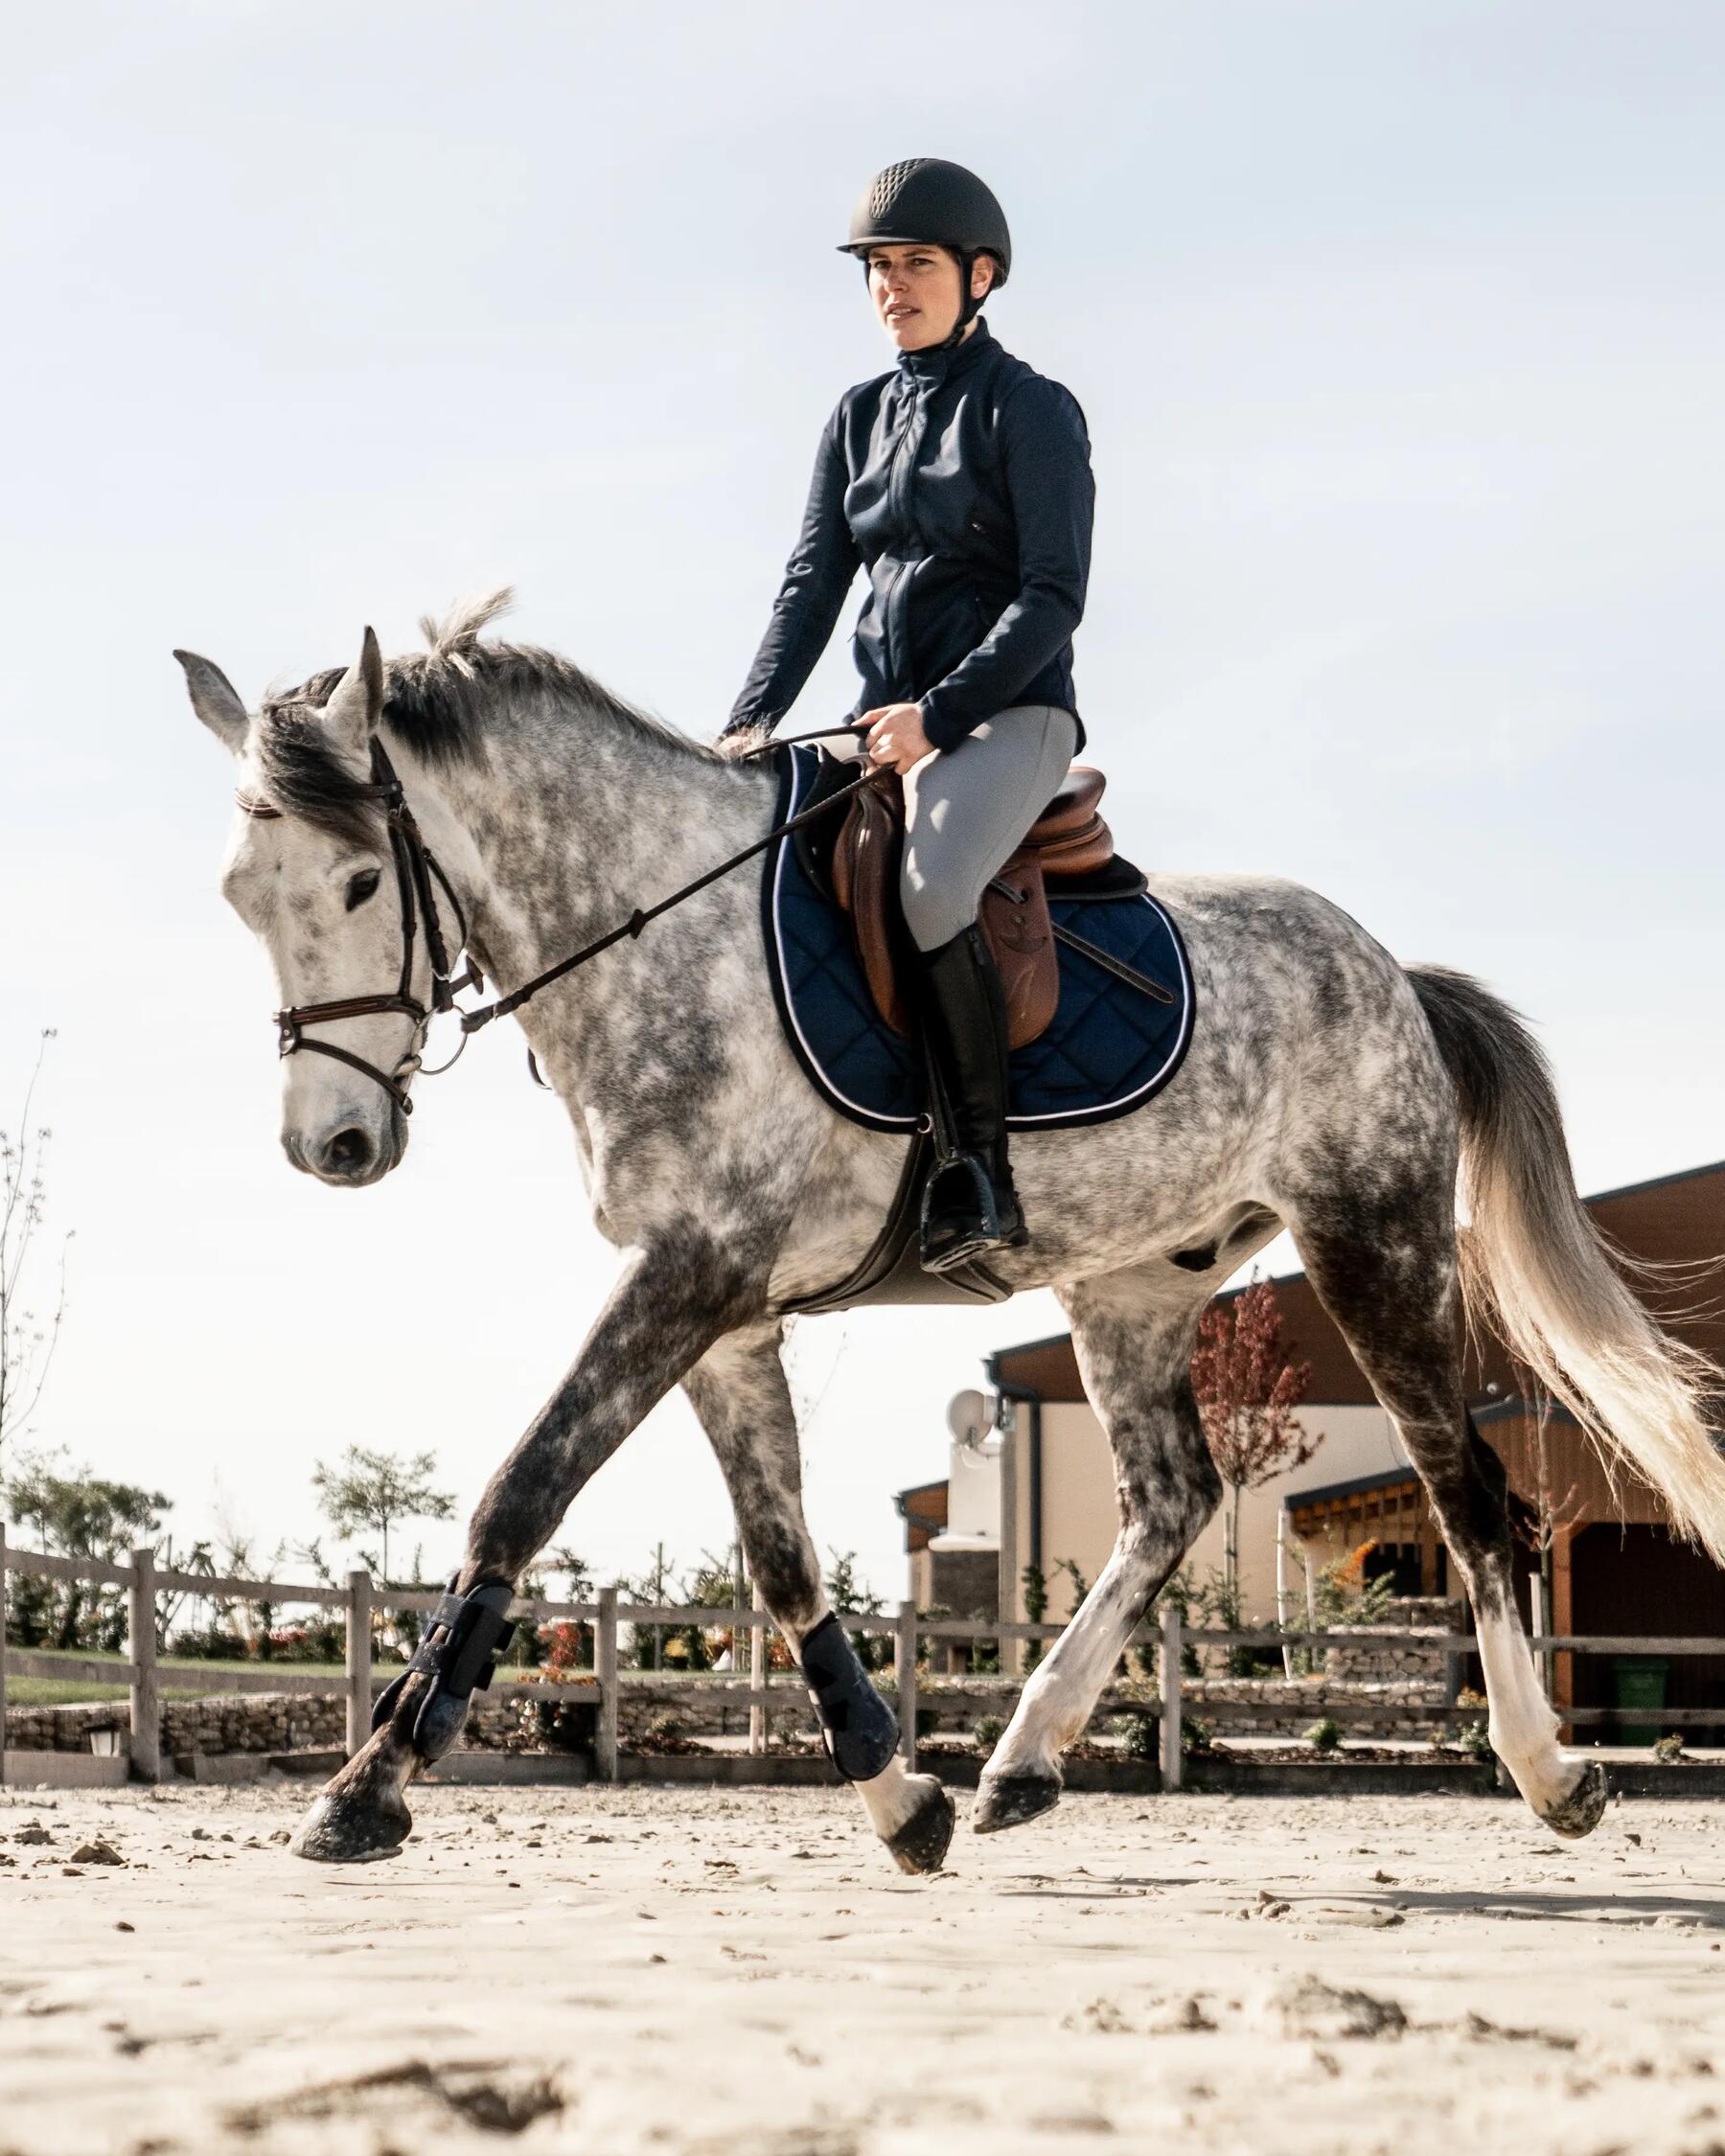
top-left (174, 650), bottom-right (249, 755)
top-left (320, 626), bottom-right (384, 754)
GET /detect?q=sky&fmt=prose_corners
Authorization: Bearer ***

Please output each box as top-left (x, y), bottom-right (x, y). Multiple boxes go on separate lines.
top-left (2, 2), bottom-right (1721, 1606)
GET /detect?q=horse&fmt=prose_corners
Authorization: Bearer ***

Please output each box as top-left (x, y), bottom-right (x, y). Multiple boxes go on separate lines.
top-left (176, 590), bottom-right (1724, 1870)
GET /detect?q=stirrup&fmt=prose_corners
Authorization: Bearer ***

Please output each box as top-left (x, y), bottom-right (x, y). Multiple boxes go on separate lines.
top-left (371, 1575), bottom-right (518, 1756)
top-left (919, 1152), bottom-right (1024, 1273)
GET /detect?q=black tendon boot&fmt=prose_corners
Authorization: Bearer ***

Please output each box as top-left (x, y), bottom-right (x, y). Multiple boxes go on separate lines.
top-left (914, 924), bottom-right (1028, 1273)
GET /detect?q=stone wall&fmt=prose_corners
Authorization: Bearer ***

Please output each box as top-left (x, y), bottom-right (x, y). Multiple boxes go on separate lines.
top-left (4, 1692), bottom-right (349, 1758)
top-left (1320, 1598), bottom-right (1465, 1685)
top-left (1183, 1677), bottom-right (1467, 1741)
top-left (2, 1680), bottom-right (815, 1762)
top-left (4, 1603), bottom-right (1477, 1760)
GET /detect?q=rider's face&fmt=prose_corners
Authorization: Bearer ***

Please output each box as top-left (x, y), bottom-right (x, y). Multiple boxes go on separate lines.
top-left (867, 244), bottom-right (994, 351)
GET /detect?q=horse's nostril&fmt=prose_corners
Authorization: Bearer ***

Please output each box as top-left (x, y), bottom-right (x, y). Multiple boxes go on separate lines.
top-left (322, 1126), bottom-right (375, 1177)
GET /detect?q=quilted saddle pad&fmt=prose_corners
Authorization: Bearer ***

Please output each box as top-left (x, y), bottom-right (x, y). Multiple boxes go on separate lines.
top-left (761, 745), bottom-right (1197, 1135)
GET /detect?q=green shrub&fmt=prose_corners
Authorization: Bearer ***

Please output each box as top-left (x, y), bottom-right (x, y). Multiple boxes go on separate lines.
top-left (1305, 1717), bottom-right (1342, 1754)
top-left (1458, 1719), bottom-right (1493, 1760)
top-left (972, 1714), bottom-right (1006, 1757)
top-left (1654, 1732), bottom-right (1687, 1764)
top-left (1123, 1712), bottom-right (1159, 1764)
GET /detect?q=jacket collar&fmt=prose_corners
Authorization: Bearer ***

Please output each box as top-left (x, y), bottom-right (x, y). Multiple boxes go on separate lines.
top-left (896, 314), bottom-right (997, 388)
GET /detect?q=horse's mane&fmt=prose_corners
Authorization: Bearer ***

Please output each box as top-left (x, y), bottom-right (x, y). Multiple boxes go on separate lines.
top-left (254, 587), bottom-right (719, 844)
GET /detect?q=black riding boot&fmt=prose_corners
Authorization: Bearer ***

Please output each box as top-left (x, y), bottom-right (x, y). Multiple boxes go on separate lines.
top-left (913, 924), bottom-right (1028, 1273)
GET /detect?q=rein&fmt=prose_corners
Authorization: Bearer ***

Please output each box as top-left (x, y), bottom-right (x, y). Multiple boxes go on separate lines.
top-left (242, 724), bottom-right (874, 1110)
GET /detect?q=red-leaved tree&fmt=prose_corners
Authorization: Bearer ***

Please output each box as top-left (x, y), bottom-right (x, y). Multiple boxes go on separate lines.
top-left (1190, 1277), bottom-right (1317, 1611)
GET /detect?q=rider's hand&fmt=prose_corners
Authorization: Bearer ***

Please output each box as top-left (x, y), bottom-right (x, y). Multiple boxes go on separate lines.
top-left (860, 702), bottom-right (934, 774)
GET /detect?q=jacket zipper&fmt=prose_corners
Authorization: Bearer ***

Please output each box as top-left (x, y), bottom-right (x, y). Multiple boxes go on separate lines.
top-left (882, 380), bottom-right (922, 689)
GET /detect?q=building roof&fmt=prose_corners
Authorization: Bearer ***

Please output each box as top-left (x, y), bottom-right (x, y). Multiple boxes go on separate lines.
top-left (988, 1158), bottom-right (1725, 1408)
top-left (894, 1478), bottom-right (949, 1553)
top-left (1286, 1465), bottom-right (1419, 1509)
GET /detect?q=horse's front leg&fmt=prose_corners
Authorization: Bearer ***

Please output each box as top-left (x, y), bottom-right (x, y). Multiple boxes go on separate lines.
top-left (290, 1237), bottom-right (753, 1864)
top-left (683, 1323), bottom-right (955, 1875)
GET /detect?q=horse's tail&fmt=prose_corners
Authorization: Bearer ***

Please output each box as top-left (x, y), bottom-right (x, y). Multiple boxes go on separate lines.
top-left (1407, 963), bottom-right (1725, 1563)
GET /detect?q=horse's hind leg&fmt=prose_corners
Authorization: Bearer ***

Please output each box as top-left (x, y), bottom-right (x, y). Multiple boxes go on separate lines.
top-left (1285, 1174), bottom-right (1607, 1839)
top-left (976, 1266), bottom-right (1220, 1833)
top-left (683, 1322), bottom-right (956, 1875)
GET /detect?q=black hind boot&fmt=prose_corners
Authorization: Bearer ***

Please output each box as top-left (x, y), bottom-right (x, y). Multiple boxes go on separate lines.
top-left (914, 925), bottom-right (1028, 1273)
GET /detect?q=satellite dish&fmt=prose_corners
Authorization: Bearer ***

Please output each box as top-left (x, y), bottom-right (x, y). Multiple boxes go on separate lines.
top-left (946, 1388), bottom-right (991, 1452)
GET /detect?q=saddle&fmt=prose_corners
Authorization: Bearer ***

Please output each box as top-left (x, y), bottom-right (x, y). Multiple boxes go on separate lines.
top-left (829, 766), bottom-right (1118, 1047)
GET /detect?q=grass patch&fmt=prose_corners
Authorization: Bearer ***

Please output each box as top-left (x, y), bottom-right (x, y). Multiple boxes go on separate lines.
top-left (5, 1650), bottom-right (565, 1709)
top-left (7, 1652), bottom-right (346, 1709)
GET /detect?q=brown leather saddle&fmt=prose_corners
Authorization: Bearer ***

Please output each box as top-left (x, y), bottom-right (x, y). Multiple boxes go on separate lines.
top-left (829, 766), bottom-right (1117, 1047)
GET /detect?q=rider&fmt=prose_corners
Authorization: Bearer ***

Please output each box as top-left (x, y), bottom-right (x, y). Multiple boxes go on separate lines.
top-left (725, 158), bottom-right (1094, 1273)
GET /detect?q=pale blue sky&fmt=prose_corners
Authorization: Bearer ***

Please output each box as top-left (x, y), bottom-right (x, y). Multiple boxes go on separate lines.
top-left (3, 2), bottom-right (1720, 1600)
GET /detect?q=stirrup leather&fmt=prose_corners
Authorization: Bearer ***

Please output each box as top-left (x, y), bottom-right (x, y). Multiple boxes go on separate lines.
top-left (371, 1575), bottom-right (518, 1752)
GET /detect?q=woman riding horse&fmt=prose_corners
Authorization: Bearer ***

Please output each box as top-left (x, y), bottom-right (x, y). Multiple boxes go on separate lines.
top-left (725, 158), bottom-right (1094, 1273)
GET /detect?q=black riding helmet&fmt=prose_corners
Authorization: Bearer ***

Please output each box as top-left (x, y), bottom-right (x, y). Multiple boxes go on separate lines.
top-left (840, 159), bottom-right (1011, 344)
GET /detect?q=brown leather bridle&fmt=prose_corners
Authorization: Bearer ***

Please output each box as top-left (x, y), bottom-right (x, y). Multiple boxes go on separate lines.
top-left (236, 737), bottom-right (477, 1116)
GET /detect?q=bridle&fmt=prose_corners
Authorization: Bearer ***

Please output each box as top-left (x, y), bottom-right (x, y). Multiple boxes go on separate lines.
top-left (236, 723), bottom-right (876, 1117)
top-left (237, 737), bottom-right (478, 1116)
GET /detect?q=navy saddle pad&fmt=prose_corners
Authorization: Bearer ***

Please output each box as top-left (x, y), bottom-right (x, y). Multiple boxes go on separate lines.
top-left (761, 745), bottom-right (1196, 1135)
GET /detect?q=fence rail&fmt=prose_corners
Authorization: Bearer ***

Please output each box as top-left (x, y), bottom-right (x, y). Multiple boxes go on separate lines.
top-left (5, 1528), bottom-right (1723, 1789)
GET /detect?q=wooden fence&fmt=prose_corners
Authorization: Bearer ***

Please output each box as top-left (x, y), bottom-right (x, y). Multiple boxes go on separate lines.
top-left (4, 1526), bottom-right (1721, 1790)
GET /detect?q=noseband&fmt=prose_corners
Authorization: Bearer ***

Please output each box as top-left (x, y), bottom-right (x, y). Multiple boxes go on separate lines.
top-left (237, 738), bottom-right (477, 1115)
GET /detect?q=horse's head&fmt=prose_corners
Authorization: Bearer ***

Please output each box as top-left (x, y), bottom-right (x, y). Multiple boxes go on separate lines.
top-left (178, 627), bottom-right (426, 1188)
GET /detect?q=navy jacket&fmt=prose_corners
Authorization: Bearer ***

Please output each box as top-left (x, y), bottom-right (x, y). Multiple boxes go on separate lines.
top-left (727, 319), bottom-right (1092, 753)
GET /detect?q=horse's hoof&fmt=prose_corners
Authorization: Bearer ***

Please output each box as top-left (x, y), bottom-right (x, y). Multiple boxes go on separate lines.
top-left (972, 1769), bottom-right (1061, 1835)
top-left (886, 1776), bottom-right (955, 1875)
top-left (1541, 1759), bottom-right (1609, 1841)
top-left (288, 1786), bottom-right (411, 1865)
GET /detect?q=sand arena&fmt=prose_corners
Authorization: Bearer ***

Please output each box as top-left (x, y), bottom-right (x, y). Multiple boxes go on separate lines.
top-left (3, 1782), bottom-right (1723, 2154)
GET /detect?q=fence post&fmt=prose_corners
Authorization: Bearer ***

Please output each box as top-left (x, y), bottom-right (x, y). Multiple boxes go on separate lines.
top-left (345, 1570), bottom-right (373, 1758)
top-left (128, 1546), bottom-right (161, 1783)
top-left (1159, 1601), bottom-right (1183, 1792)
top-left (1530, 1568), bottom-right (1552, 1701)
top-left (896, 1600), bottom-right (919, 1769)
top-left (595, 1585), bottom-right (619, 1782)
top-left (748, 1585), bottom-right (766, 1757)
top-left (1, 1525), bottom-right (9, 1789)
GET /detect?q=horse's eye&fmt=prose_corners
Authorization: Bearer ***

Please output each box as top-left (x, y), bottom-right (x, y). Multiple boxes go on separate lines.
top-left (345, 868), bottom-right (382, 911)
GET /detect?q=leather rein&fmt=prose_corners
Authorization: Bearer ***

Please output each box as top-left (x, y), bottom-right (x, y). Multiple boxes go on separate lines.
top-left (237, 725), bottom-right (872, 1113)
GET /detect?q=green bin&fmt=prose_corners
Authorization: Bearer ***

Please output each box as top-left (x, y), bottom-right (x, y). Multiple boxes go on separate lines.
top-left (1612, 1655), bottom-right (1670, 1743)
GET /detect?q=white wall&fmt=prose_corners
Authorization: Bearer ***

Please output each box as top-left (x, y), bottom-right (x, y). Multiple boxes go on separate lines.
top-left (1028, 1400), bottom-right (1405, 1625)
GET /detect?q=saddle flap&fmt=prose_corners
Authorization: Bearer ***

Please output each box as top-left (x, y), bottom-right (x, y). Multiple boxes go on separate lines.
top-left (981, 851), bottom-right (1059, 1048)
top-left (832, 778), bottom-right (912, 1036)
top-left (833, 776), bottom-right (1058, 1050)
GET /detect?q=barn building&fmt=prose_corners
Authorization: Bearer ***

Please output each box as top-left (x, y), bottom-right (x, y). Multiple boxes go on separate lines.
top-left (900, 1159), bottom-right (1725, 1731)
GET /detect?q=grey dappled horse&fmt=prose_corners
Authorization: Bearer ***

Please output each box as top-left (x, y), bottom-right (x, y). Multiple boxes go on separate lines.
top-left (178, 594), bottom-right (1725, 1872)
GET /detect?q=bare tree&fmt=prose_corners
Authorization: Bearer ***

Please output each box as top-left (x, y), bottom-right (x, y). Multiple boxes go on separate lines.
top-left (1, 1031), bottom-right (73, 1461)
top-left (1190, 1276), bottom-right (1318, 1613)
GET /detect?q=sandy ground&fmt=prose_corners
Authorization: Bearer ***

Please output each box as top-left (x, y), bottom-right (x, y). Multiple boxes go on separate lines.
top-left (2, 1780), bottom-right (1723, 2156)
